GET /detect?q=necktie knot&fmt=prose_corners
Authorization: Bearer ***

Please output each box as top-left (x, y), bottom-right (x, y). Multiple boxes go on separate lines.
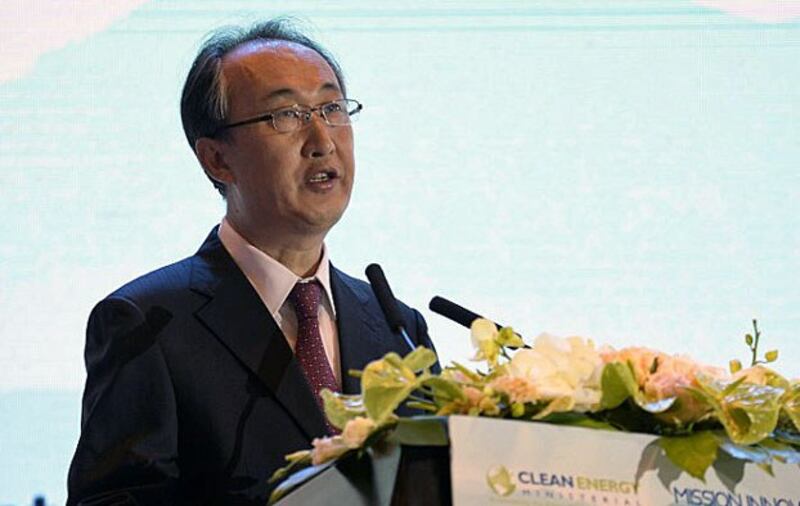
top-left (288, 281), bottom-right (322, 323)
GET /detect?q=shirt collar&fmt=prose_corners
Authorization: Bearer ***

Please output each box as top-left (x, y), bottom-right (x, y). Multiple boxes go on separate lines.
top-left (217, 218), bottom-right (337, 320)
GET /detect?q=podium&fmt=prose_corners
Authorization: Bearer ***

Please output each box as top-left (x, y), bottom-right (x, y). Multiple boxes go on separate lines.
top-left (274, 416), bottom-right (800, 506)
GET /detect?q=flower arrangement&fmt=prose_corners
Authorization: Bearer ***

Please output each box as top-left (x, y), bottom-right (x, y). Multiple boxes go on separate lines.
top-left (269, 320), bottom-right (800, 503)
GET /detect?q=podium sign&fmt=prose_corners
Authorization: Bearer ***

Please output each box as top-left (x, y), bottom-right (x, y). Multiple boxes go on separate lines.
top-left (448, 416), bottom-right (800, 506)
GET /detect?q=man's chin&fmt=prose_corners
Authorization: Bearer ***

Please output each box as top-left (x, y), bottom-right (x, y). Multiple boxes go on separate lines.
top-left (297, 207), bottom-right (348, 236)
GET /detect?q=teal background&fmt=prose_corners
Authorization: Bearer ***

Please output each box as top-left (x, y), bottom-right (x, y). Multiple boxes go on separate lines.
top-left (1, 1), bottom-right (798, 503)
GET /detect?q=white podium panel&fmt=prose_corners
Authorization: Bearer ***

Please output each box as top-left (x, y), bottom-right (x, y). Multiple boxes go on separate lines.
top-left (449, 416), bottom-right (800, 506)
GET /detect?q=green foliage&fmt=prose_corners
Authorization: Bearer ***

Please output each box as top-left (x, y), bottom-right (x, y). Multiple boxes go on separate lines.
top-left (272, 321), bottom-right (800, 495)
top-left (780, 383), bottom-right (800, 433)
top-left (658, 432), bottom-right (720, 481)
top-left (759, 438), bottom-right (800, 464)
top-left (402, 346), bottom-right (438, 372)
top-left (741, 319), bottom-right (778, 368)
top-left (321, 390), bottom-right (366, 430)
top-left (693, 375), bottom-right (783, 445)
top-left (361, 352), bottom-right (422, 424)
top-left (539, 412), bottom-right (618, 431)
top-left (600, 362), bottom-right (638, 409)
top-left (496, 327), bottom-right (525, 349)
top-left (421, 376), bottom-right (467, 406)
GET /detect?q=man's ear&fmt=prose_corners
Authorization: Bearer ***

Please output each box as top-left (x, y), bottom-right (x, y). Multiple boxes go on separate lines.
top-left (195, 137), bottom-right (236, 186)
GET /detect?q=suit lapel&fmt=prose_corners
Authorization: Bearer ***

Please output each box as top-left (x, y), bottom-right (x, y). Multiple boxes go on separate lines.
top-left (331, 266), bottom-right (400, 395)
top-left (190, 230), bottom-right (328, 440)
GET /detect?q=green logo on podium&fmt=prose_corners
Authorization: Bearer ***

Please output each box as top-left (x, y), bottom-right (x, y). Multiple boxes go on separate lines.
top-left (486, 465), bottom-right (516, 497)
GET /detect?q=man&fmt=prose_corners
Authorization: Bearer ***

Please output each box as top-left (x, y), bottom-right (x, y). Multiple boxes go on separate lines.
top-left (67, 19), bottom-right (437, 505)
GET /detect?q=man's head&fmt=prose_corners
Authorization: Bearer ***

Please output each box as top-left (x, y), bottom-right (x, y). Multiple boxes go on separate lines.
top-left (181, 19), bottom-right (356, 245)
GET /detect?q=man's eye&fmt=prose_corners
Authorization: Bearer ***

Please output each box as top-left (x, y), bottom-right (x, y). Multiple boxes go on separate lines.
top-left (275, 109), bottom-right (301, 120)
top-left (322, 102), bottom-right (344, 114)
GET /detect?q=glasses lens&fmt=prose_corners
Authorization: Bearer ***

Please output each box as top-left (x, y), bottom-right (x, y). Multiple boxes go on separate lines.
top-left (323, 100), bottom-right (361, 126)
top-left (272, 108), bottom-right (303, 133)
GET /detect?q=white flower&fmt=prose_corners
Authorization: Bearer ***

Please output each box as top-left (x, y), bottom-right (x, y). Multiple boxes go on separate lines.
top-left (341, 416), bottom-right (376, 449)
top-left (504, 333), bottom-right (604, 412)
top-left (470, 319), bottom-right (498, 349)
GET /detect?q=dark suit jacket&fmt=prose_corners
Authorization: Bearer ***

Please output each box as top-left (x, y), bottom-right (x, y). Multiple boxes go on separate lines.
top-left (67, 229), bottom-right (438, 505)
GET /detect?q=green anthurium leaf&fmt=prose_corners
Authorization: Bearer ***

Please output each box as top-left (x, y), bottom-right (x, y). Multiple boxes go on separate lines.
top-left (658, 432), bottom-right (720, 481)
top-left (600, 362), bottom-right (638, 409)
top-left (361, 353), bottom-right (420, 424)
top-left (720, 377), bottom-right (747, 397)
top-left (759, 438), bottom-right (800, 464)
top-left (364, 385), bottom-right (418, 424)
top-left (695, 375), bottom-right (783, 446)
top-left (685, 385), bottom-right (720, 409)
top-left (389, 416), bottom-right (449, 446)
top-left (402, 346), bottom-right (438, 373)
top-left (382, 352), bottom-right (408, 372)
top-left (321, 390), bottom-right (366, 430)
top-left (760, 368), bottom-right (790, 390)
top-left (601, 361), bottom-right (675, 413)
top-left (780, 383), bottom-right (800, 433)
top-left (722, 385), bottom-right (783, 445)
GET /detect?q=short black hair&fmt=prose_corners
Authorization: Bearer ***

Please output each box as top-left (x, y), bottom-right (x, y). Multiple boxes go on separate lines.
top-left (180, 18), bottom-right (346, 196)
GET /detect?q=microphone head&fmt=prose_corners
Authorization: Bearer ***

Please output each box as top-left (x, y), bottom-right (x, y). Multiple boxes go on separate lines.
top-left (429, 296), bottom-right (481, 329)
top-left (366, 263), bottom-right (406, 332)
top-left (429, 296), bottom-right (528, 348)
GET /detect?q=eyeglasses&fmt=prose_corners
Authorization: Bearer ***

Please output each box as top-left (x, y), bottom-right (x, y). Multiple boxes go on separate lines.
top-left (215, 98), bottom-right (362, 135)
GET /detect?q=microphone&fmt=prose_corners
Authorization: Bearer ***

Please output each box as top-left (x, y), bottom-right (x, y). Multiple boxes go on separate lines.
top-left (429, 296), bottom-right (485, 329)
top-left (428, 296), bottom-right (529, 348)
top-left (365, 263), bottom-right (416, 352)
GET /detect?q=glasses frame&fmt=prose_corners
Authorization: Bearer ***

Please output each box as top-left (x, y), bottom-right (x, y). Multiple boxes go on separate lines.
top-left (213, 98), bottom-right (362, 136)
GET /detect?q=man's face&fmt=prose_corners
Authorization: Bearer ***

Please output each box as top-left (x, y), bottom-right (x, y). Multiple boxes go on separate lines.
top-left (218, 40), bottom-right (355, 242)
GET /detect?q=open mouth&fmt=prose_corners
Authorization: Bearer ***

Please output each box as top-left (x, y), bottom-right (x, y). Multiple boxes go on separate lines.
top-left (307, 170), bottom-right (338, 184)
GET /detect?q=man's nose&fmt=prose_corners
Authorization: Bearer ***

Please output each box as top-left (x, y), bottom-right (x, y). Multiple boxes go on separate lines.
top-left (301, 114), bottom-right (335, 158)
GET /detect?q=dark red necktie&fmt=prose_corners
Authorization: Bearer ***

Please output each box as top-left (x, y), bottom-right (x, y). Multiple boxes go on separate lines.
top-left (288, 280), bottom-right (340, 434)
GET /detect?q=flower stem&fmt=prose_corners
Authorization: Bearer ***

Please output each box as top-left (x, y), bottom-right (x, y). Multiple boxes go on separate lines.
top-left (749, 319), bottom-right (761, 367)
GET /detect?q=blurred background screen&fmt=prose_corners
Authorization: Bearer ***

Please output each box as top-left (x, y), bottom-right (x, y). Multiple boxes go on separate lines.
top-left (1, 1), bottom-right (798, 503)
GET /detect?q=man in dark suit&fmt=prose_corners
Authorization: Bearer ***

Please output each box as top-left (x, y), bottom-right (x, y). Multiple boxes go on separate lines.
top-left (67, 19), bottom-right (437, 505)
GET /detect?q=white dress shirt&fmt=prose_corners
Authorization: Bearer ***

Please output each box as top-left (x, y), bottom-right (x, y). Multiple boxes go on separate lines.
top-left (217, 218), bottom-right (341, 386)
